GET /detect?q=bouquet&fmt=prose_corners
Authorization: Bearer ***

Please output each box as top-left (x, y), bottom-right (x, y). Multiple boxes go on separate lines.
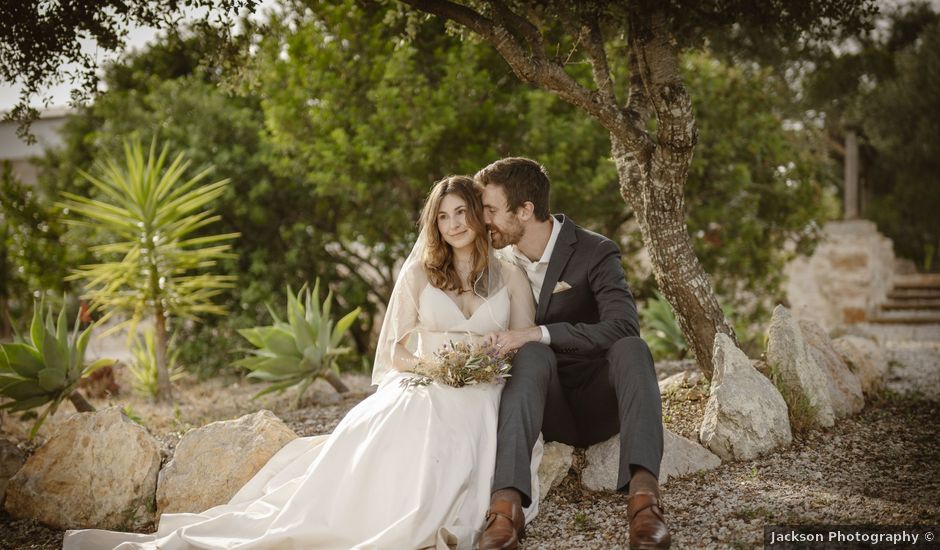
top-left (401, 340), bottom-right (514, 388)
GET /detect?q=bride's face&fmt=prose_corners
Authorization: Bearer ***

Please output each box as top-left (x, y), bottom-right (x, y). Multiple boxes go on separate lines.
top-left (436, 193), bottom-right (477, 251)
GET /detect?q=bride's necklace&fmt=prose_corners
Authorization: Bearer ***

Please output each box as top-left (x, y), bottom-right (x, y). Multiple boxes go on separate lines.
top-left (455, 258), bottom-right (474, 293)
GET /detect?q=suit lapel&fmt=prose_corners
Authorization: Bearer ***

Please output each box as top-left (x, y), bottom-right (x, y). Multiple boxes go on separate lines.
top-left (536, 215), bottom-right (576, 324)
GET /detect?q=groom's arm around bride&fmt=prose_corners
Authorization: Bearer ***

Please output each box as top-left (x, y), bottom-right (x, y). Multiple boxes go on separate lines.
top-left (477, 157), bottom-right (671, 550)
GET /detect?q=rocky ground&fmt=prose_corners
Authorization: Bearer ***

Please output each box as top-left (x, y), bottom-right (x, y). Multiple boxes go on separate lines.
top-left (1, 361), bottom-right (938, 549)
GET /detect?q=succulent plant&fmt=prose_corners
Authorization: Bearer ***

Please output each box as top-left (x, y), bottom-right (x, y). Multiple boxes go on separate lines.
top-left (235, 281), bottom-right (361, 406)
top-left (0, 299), bottom-right (114, 437)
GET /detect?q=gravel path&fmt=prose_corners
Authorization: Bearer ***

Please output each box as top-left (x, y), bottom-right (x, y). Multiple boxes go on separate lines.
top-left (2, 374), bottom-right (938, 549)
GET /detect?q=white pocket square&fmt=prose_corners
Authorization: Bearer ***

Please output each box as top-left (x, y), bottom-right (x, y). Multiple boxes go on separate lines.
top-left (552, 281), bottom-right (572, 294)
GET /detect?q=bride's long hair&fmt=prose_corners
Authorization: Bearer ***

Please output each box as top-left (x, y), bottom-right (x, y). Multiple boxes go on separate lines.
top-left (418, 176), bottom-right (490, 295)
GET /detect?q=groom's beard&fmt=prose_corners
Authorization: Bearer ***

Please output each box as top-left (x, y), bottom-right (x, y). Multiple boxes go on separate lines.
top-left (488, 221), bottom-right (524, 249)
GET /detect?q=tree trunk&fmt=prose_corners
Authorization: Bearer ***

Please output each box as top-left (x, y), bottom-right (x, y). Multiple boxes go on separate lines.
top-left (154, 308), bottom-right (174, 403)
top-left (612, 138), bottom-right (733, 379)
top-left (322, 370), bottom-right (350, 394)
top-left (69, 390), bottom-right (95, 412)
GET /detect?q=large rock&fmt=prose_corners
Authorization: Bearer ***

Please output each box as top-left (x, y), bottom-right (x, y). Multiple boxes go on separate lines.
top-left (581, 428), bottom-right (720, 491)
top-left (537, 441), bottom-right (573, 500)
top-left (0, 439), bottom-right (26, 506)
top-left (700, 334), bottom-right (792, 461)
top-left (4, 407), bottom-right (160, 530)
top-left (799, 320), bottom-right (865, 417)
top-left (156, 410), bottom-right (297, 517)
top-left (832, 335), bottom-right (889, 394)
top-left (766, 305), bottom-right (835, 427)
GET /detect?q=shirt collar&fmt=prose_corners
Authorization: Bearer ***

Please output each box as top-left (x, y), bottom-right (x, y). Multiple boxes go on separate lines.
top-left (512, 215), bottom-right (561, 265)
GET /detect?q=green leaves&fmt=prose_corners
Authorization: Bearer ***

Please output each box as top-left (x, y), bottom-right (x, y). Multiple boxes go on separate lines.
top-left (59, 138), bottom-right (240, 402)
top-left (58, 138), bottom-right (239, 332)
top-left (0, 299), bottom-right (115, 438)
top-left (640, 293), bottom-right (688, 361)
top-left (235, 281), bottom-right (361, 406)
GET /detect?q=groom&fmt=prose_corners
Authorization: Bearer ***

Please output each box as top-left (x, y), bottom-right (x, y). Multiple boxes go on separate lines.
top-left (476, 158), bottom-right (670, 549)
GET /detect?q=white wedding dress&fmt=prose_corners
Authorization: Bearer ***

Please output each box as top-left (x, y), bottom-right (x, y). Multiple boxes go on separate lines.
top-left (63, 281), bottom-right (542, 550)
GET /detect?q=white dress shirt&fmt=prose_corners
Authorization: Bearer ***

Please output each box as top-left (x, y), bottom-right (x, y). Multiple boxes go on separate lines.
top-left (511, 216), bottom-right (562, 345)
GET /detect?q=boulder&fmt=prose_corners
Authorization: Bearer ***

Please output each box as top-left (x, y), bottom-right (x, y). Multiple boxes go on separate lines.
top-left (832, 335), bottom-right (889, 394)
top-left (799, 320), bottom-right (865, 417)
top-left (537, 441), bottom-right (573, 500)
top-left (659, 430), bottom-right (721, 484)
top-left (700, 334), bottom-right (792, 461)
top-left (0, 439), bottom-right (26, 506)
top-left (766, 305), bottom-right (835, 427)
top-left (582, 435), bottom-right (619, 491)
top-left (4, 407), bottom-right (160, 530)
top-left (658, 370), bottom-right (703, 396)
top-left (581, 428), bottom-right (720, 491)
top-left (156, 410), bottom-right (297, 517)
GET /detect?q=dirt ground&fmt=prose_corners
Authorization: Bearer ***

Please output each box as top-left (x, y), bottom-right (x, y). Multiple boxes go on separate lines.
top-left (1, 365), bottom-right (938, 549)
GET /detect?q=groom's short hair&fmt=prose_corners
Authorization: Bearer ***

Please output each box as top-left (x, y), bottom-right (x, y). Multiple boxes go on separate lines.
top-left (475, 157), bottom-right (551, 222)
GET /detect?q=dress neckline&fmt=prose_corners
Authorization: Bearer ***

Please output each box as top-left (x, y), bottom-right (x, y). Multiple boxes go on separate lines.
top-left (425, 284), bottom-right (506, 323)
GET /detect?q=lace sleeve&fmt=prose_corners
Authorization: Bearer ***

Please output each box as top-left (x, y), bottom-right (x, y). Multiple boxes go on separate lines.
top-left (373, 262), bottom-right (427, 384)
top-left (503, 260), bottom-right (535, 330)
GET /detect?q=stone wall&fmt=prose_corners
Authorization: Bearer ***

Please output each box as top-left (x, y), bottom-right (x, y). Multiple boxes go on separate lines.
top-left (785, 220), bottom-right (895, 330)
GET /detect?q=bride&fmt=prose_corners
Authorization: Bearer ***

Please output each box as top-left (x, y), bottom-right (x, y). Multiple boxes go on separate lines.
top-left (63, 176), bottom-right (541, 550)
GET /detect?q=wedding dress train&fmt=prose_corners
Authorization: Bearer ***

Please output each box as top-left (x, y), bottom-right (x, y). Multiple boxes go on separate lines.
top-left (63, 283), bottom-right (541, 550)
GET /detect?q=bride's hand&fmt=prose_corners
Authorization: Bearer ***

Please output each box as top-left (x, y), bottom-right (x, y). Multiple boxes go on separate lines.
top-left (486, 327), bottom-right (542, 353)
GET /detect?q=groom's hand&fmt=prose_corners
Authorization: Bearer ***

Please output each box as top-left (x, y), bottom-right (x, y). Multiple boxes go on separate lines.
top-left (487, 327), bottom-right (542, 353)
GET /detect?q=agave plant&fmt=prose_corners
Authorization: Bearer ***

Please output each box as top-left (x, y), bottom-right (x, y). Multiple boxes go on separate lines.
top-left (235, 281), bottom-right (361, 406)
top-left (58, 139), bottom-right (240, 403)
top-left (0, 299), bottom-right (114, 437)
top-left (128, 329), bottom-right (184, 398)
top-left (640, 292), bottom-right (688, 360)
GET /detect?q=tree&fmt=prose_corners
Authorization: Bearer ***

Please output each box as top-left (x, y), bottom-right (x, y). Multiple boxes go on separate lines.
top-left (253, 0), bottom-right (620, 322)
top-left (396, 0), bottom-right (876, 377)
top-left (59, 140), bottom-right (239, 402)
top-left (0, 163), bottom-right (72, 338)
top-left (805, 4), bottom-right (940, 270)
top-left (0, 0), bottom-right (254, 141)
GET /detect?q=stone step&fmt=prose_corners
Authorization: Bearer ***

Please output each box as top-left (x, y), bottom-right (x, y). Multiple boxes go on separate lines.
top-left (892, 274), bottom-right (940, 290)
top-left (880, 299), bottom-right (940, 311)
top-left (868, 311), bottom-right (940, 325)
top-left (854, 323), bottom-right (940, 343)
top-left (888, 289), bottom-right (940, 300)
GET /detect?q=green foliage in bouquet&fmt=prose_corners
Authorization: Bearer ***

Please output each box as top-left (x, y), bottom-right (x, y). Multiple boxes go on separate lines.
top-left (401, 341), bottom-right (514, 389)
top-left (640, 292), bottom-right (688, 361)
top-left (235, 281), bottom-right (361, 406)
top-left (128, 329), bottom-right (184, 398)
top-left (0, 299), bottom-right (114, 437)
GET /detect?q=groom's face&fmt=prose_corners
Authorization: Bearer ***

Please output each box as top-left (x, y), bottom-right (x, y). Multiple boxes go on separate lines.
top-left (482, 184), bottom-right (525, 249)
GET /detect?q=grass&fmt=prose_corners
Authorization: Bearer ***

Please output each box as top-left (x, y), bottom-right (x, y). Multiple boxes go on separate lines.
top-left (768, 362), bottom-right (818, 436)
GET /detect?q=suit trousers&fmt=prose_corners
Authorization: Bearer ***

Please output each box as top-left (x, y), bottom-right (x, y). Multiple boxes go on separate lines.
top-left (492, 337), bottom-right (664, 507)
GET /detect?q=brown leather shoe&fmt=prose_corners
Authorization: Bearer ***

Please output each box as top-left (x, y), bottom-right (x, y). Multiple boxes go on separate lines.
top-left (627, 491), bottom-right (671, 549)
top-left (478, 500), bottom-right (524, 550)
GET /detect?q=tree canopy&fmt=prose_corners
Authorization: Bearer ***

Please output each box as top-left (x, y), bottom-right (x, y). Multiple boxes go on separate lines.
top-left (0, 0), bottom-right (255, 140)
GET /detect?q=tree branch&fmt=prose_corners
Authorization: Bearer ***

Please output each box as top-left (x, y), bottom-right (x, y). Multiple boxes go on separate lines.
top-left (400, 0), bottom-right (649, 150)
top-left (485, 0), bottom-right (545, 57)
top-left (581, 8), bottom-right (616, 104)
top-left (626, 42), bottom-right (653, 126)
top-left (631, 10), bottom-right (696, 154)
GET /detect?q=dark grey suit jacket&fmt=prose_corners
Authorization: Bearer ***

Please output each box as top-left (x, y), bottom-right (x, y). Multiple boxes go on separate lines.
top-left (536, 215), bottom-right (640, 386)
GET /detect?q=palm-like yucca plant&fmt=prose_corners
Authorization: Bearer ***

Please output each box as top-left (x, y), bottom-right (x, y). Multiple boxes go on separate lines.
top-left (128, 329), bottom-right (184, 398)
top-left (0, 299), bottom-right (114, 437)
top-left (640, 292), bottom-right (688, 360)
top-left (235, 281), bottom-right (361, 407)
top-left (58, 139), bottom-right (240, 403)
